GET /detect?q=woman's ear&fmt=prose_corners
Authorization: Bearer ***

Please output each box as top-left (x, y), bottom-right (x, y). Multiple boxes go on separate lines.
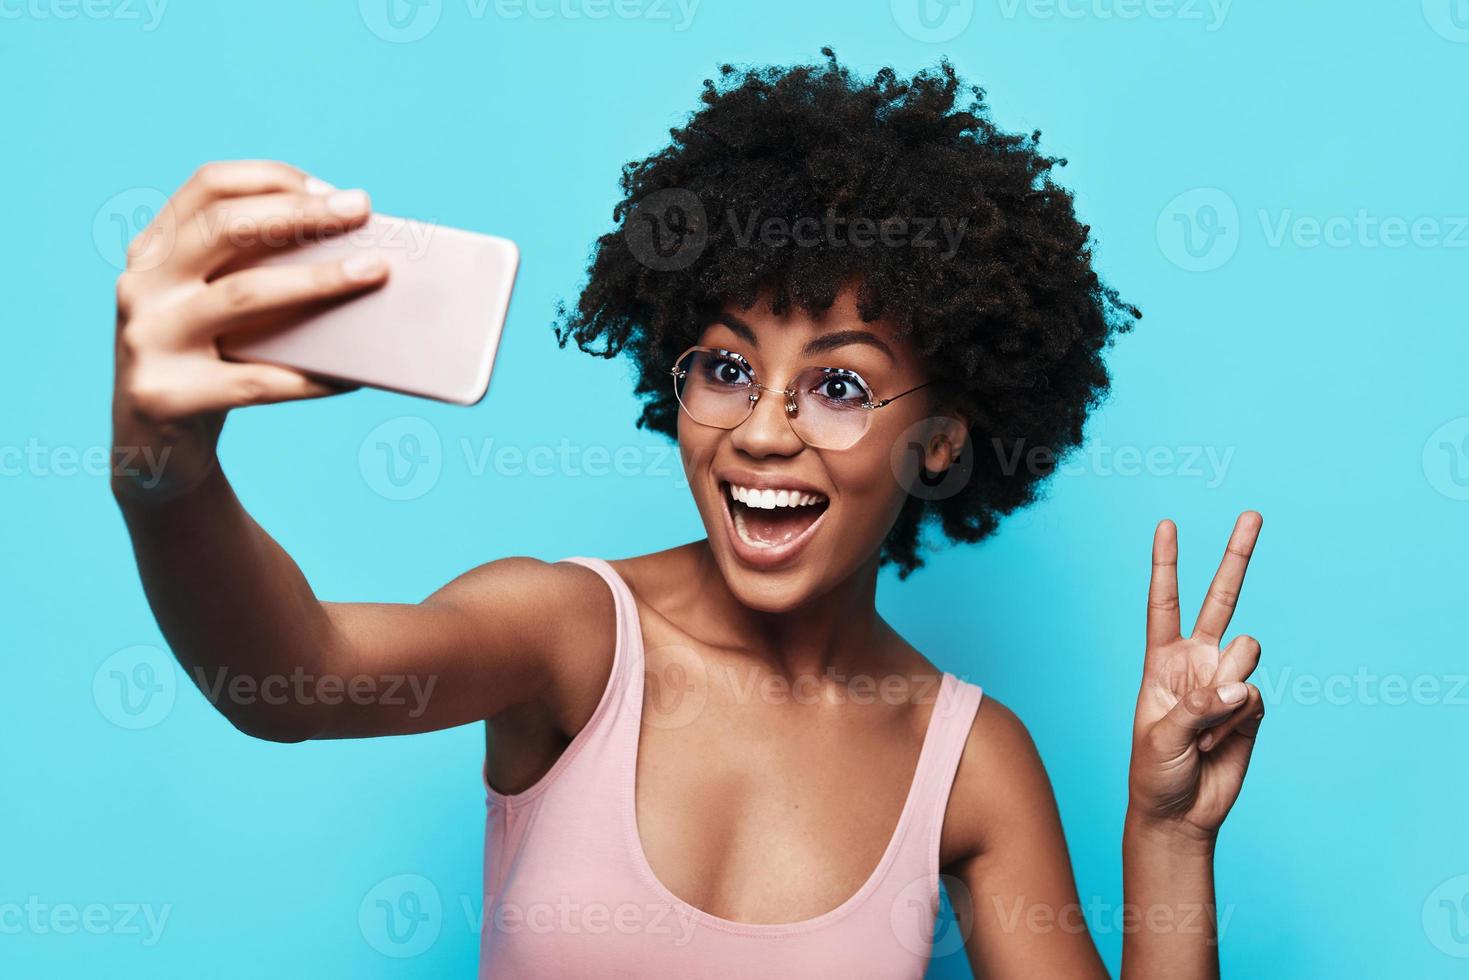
top-left (921, 411), bottom-right (971, 474)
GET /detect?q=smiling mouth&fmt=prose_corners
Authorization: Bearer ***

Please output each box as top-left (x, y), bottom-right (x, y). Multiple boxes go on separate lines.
top-left (722, 481), bottom-right (830, 549)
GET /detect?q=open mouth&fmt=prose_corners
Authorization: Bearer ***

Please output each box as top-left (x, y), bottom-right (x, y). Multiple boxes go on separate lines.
top-left (721, 481), bottom-right (830, 552)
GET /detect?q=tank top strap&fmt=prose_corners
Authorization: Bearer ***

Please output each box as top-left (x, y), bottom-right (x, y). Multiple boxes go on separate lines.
top-left (868, 673), bottom-right (983, 958)
top-left (894, 672), bottom-right (985, 874)
top-left (481, 555), bottom-right (645, 807)
top-left (555, 553), bottom-right (647, 740)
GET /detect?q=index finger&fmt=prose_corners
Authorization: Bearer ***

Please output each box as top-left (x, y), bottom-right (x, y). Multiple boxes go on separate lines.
top-left (128, 160), bottom-right (318, 274)
top-left (1147, 518), bottom-right (1181, 648)
top-left (128, 160), bottom-right (322, 274)
top-left (171, 160), bottom-right (317, 217)
top-left (1191, 511), bottom-right (1263, 645)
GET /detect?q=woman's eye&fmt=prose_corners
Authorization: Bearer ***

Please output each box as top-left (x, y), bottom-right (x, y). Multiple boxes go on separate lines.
top-left (813, 373), bottom-right (871, 404)
top-left (704, 356), bottom-right (751, 386)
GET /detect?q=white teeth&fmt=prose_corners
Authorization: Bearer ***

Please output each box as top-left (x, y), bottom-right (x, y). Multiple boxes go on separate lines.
top-left (725, 482), bottom-right (827, 510)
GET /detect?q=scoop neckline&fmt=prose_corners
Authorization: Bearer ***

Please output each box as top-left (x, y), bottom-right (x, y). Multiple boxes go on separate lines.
top-left (599, 555), bottom-right (955, 936)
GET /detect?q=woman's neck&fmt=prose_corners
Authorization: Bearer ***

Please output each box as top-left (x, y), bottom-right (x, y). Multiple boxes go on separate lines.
top-left (656, 539), bottom-right (899, 682)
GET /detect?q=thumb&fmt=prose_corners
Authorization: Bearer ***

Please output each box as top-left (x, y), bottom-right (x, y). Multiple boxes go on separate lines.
top-left (1147, 681), bottom-right (1251, 758)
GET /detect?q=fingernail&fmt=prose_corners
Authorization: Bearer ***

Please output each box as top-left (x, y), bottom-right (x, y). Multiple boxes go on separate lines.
top-left (305, 176), bottom-right (337, 195)
top-left (343, 254), bottom-right (386, 281)
top-left (1199, 733), bottom-right (1214, 751)
top-left (327, 189), bottom-right (370, 216)
top-left (1218, 681), bottom-right (1247, 704)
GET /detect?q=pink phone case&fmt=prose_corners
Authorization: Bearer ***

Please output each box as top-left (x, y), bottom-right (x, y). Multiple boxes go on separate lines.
top-left (219, 213), bottom-right (519, 405)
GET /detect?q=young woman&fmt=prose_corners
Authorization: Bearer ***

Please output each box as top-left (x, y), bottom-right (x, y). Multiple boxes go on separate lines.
top-left (111, 51), bottom-right (1266, 979)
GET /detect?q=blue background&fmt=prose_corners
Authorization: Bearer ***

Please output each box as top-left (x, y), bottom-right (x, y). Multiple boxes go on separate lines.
top-left (4, 1), bottom-right (1467, 976)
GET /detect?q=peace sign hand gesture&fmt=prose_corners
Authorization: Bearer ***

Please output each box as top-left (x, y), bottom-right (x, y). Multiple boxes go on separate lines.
top-left (1128, 512), bottom-right (1267, 843)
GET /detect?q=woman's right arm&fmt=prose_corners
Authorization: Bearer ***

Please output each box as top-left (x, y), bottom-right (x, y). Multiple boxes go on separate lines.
top-left (111, 160), bottom-right (603, 743)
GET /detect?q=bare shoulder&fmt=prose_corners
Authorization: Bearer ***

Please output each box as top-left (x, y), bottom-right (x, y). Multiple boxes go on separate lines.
top-left (429, 555), bottom-right (617, 726)
top-left (941, 691), bottom-right (1060, 869)
top-left (427, 555), bottom-right (613, 643)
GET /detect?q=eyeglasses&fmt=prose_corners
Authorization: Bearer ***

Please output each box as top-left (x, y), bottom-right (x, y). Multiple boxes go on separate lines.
top-left (669, 345), bottom-right (933, 451)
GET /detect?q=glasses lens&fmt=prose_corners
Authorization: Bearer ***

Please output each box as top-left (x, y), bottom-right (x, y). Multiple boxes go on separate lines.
top-left (789, 366), bottom-right (873, 450)
top-left (674, 349), bottom-right (754, 429)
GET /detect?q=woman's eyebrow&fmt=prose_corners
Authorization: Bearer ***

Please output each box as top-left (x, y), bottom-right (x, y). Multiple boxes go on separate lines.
top-left (713, 313), bottom-right (894, 361)
top-left (713, 313), bottom-right (758, 345)
top-left (802, 330), bottom-right (894, 361)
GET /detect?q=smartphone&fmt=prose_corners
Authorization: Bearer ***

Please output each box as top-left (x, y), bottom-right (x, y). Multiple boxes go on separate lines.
top-left (218, 213), bottom-right (519, 406)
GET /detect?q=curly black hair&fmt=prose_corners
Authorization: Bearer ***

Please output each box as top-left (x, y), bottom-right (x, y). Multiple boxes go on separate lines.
top-left (554, 47), bottom-right (1140, 579)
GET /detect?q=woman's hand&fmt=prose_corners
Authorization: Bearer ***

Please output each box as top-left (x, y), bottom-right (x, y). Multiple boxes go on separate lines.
top-left (110, 159), bottom-right (388, 501)
top-left (1127, 511), bottom-right (1267, 845)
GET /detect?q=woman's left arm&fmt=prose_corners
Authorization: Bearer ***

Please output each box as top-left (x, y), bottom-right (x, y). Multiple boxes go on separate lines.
top-left (1122, 511), bottom-right (1268, 979)
top-left (945, 512), bottom-right (1266, 979)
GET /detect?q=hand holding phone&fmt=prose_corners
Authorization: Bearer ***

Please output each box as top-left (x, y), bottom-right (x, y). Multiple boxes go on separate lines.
top-left (110, 160), bottom-right (516, 501)
top-left (220, 213), bottom-right (519, 406)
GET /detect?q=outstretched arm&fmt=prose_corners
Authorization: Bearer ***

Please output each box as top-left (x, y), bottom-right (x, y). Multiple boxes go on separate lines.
top-left (111, 160), bottom-right (603, 743)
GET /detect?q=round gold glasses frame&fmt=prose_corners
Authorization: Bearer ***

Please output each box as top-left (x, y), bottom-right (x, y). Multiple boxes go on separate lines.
top-left (668, 345), bottom-right (934, 449)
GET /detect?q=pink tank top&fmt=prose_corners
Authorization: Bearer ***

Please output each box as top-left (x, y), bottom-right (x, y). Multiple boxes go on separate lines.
top-left (479, 555), bottom-right (984, 978)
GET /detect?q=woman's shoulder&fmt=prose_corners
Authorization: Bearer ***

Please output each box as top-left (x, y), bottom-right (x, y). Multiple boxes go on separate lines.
top-left (433, 554), bottom-right (620, 695)
top-left (939, 690), bottom-right (1061, 868)
top-left (438, 553), bottom-right (615, 625)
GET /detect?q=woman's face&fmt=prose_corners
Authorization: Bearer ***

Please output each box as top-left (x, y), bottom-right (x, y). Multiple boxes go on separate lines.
top-left (677, 286), bottom-right (967, 611)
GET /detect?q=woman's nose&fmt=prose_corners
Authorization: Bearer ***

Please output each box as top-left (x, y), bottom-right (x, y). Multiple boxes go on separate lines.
top-left (730, 385), bottom-right (804, 457)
